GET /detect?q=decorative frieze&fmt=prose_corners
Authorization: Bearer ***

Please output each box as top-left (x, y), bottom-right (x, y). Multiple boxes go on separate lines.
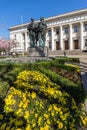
top-left (47, 14), bottom-right (87, 27)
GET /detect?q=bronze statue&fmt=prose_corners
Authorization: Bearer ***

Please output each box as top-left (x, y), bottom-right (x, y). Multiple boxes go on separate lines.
top-left (27, 17), bottom-right (47, 47)
top-left (38, 17), bottom-right (47, 46)
top-left (27, 18), bottom-right (37, 47)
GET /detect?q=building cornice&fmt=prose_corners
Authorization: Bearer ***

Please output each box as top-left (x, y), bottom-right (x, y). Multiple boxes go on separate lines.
top-left (9, 8), bottom-right (87, 31)
top-left (45, 8), bottom-right (87, 21)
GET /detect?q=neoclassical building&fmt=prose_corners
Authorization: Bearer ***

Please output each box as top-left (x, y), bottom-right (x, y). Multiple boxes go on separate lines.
top-left (9, 8), bottom-right (87, 53)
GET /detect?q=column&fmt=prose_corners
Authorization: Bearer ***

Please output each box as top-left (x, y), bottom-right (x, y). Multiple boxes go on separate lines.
top-left (45, 32), bottom-right (48, 47)
top-left (25, 32), bottom-right (28, 51)
top-left (69, 24), bottom-right (73, 50)
top-left (60, 25), bottom-right (63, 50)
top-left (80, 22), bottom-right (84, 50)
top-left (51, 27), bottom-right (55, 50)
top-left (20, 33), bottom-right (23, 51)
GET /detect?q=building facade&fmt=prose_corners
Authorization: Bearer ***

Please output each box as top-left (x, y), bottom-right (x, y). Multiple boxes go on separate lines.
top-left (9, 8), bottom-right (87, 53)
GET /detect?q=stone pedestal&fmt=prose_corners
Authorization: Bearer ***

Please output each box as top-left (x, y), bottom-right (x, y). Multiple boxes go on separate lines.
top-left (27, 46), bottom-right (49, 58)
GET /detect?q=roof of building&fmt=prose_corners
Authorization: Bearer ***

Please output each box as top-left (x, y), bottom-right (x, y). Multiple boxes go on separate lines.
top-left (9, 8), bottom-right (87, 31)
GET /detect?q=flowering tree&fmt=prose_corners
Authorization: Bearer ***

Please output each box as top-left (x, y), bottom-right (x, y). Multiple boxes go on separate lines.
top-left (0, 37), bottom-right (20, 56)
top-left (0, 38), bottom-right (10, 55)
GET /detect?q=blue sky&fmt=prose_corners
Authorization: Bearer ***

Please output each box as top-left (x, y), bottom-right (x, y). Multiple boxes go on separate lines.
top-left (0, 0), bottom-right (87, 38)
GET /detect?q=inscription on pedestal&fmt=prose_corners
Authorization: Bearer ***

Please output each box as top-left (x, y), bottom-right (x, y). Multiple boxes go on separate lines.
top-left (28, 46), bottom-right (49, 58)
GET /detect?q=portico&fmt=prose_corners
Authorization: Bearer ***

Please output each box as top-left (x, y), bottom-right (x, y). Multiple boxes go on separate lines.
top-left (47, 21), bottom-right (87, 51)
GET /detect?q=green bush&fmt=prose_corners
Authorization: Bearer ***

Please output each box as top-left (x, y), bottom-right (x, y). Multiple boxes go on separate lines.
top-left (0, 62), bottom-right (22, 85)
top-left (21, 60), bottom-right (77, 72)
top-left (38, 67), bottom-right (86, 103)
top-left (55, 57), bottom-right (80, 63)
top-left (0, 80), bottom-right (10, 98)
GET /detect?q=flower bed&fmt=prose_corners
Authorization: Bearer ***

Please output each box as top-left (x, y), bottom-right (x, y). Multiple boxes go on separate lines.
top-left (0, 71), bottom-right (86, 130)
top-left (50, 66), bottom-right (81, 85)
top-left (0, 58), bottom-right (87, 130)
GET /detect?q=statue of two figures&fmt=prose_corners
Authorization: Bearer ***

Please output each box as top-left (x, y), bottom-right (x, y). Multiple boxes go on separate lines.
top-left (27, 17), bottom-right (47, 47)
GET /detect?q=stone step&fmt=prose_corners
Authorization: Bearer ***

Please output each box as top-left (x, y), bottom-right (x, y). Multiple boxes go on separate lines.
top-left (49, 50), bottom-right (87, 56)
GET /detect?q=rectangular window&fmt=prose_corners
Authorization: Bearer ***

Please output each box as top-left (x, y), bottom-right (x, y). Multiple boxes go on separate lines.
top-left (74, 26), bottom-right (79, 32)
top-left (49, 42), bottom-right (52, 50)
top-left (56, 29), bottom-right (60, 35)
top-left (84, 24), bottom-right (87, 31)
top-left (64, 28), bottom-right (69, 33)
top-left (22, 33), bottom-right (25, 39)
top-left (48, 30), bottom-right (51, 37)
top-left (56, 41), bottom-right (60, 50)
top-left (85, 39), bottom-right (87, 46)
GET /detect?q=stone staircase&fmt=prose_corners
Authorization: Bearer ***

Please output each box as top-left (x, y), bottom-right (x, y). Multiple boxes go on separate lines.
top-left (49, 50), bottom-right (87, 57)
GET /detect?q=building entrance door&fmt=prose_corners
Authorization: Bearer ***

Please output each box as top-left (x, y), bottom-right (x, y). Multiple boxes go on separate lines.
top-left (74, 40), bottom-right (79, 49)
top-left (64, 40), bottom-right (69, 50)
top-left (56, 41), bottom-right (60, 50)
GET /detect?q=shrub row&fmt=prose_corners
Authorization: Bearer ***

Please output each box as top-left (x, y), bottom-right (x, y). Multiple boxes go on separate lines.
top-left (0, 58), bottom-right (85, 104)
top-left (21, 60), bottom-right (78, 72)
top-left (38, 67), bottom-right (86, 103)
top-left (54, 56), bottom-right (80, 63)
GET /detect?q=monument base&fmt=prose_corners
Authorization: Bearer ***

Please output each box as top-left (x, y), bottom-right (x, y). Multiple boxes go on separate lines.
top-left (27, 46), bottom-right (49, 58)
